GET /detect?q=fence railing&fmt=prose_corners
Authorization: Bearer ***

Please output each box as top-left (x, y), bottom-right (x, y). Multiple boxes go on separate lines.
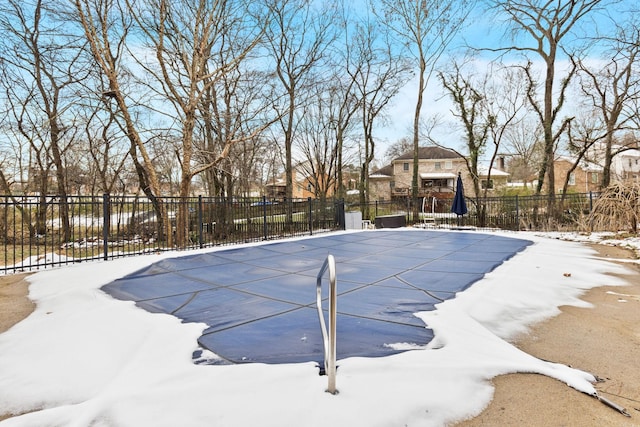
top-left (1, 192), bottom-right (605, 274)
top-left (1, 194), bottom-right (344, 274)
top-left (348, 192), bottom-right (601, 231)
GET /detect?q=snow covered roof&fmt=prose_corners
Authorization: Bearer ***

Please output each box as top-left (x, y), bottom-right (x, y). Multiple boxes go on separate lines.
top-left (419, 172), bottom-right (457, 179)
top-left (477, 165), bottom-right (509, 177)
top-left (556, 156), bottom-right (603, 172)
top-left (370, 164), bottom-right (393, 178)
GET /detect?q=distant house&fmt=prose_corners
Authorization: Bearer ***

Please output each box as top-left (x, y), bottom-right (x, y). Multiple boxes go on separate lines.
top-left (477, 164), bottom-right (510, 190)
top-left (369, 146), bottom-right (509, 201)
top-left (369, 164), bottom-right (395, 201)
top-left (552, 146), bottom-right (640, 193)
top-left (553, 157), bottom-right (602, 193)
top-left (265, 162), bottom-right (335, 199)
top-left (558, 143), bottom-right (640, 192)
top-left (610, 148), bottom-right (640, 183)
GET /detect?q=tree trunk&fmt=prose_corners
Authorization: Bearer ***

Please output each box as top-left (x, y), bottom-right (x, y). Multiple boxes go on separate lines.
top-left (49, 121), bottom-right (71, 242)
top-left (175, 174), bottom-right (192, 248)
top-left (602, 132), bottom-right (614, 189)
top-left (412, 54), bottom-right (426, 213)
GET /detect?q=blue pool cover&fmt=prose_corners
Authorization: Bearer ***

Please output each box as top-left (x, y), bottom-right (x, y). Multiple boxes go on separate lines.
top-left (102, 230), bottom-right (532, 365)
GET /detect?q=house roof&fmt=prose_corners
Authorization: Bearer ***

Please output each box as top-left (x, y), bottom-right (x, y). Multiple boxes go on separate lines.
top-left (477, 165), bottom-right (509, 177)
top-left (618, 149), bottom-right (640, 158)
top-left (556, 156), bottom-right (603, 172)
top-left (419, 172), bottom-right (457, 179)
top-left (370, 164), bottom-right (393, 178)
top-left (394, 146), bottom-right (462, 161)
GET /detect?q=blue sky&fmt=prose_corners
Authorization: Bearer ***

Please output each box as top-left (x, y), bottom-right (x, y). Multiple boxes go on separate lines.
top-left (375, 0), bottom-right (638, 159)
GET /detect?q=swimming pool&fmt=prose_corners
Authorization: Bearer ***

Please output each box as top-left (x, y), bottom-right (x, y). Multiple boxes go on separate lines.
top-left (102, 229), bottom-right (532, 365)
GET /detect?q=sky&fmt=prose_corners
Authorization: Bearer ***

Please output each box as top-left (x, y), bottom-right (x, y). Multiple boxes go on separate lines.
top-left (376, 0), bottom-right (639, 158)
top-left (0, 229), bottom-right (634, 427)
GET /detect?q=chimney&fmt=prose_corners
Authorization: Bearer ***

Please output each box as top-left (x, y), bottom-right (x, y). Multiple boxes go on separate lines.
top-left (498, 156), bottom-right (505, 171)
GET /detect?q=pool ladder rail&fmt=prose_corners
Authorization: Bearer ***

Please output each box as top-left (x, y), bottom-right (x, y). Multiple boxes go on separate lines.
top-left (316, 254), bottom-right (338, 395)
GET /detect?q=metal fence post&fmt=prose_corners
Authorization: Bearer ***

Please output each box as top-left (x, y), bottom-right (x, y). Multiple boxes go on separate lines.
top-left (308, 197), bottom-right (313, 235)
top-left (262, 195), bottom-right (268, 240)
top-left (515, 195), bottom-right (519, 231)
top-left (198, 195), bottom-right (204, 249)
top-left (103, 193), bottom-right (110, 260)
top-left (3, 197), bottom-right (8, 268)
top-left (336, 199), bottom-right (345, 230)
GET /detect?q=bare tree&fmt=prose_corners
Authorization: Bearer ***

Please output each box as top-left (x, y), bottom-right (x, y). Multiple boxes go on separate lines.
top-left (327, 4), bottom-right (365, 200)
top-left (197, 64), bottom-right (275, 199)
top-left (295, 89), bottom-right (339, 202)
top-left (483, 65), bottom-right (529, 193)
top-left (231, 136), bottom-right (269, 197)
top-left (265, 0), bottom-right (337, 211)
top-left (373, 0), bottom-right (476, 207)
top-left (557, 110), bottom-right (601, 198)
top-left (439, 61), bottom-right (527, 225)
top-left (489, 0), bottom-right (608, 213)
top-left (0, 0), bottom-right (89, 240)
top-left (577, 18), bottom-right (640, 188)
top-left (86, 114), bottom-right (130, 194)
top-left (129, 0), bottom-right (267, 246)
top-left (503, 118), bottom-right (544, 187)
top-left (348, 15), bottom-right (411, 219)
top-left (439, 62), bottom-right (491, 199)
top-left (384, 137), bottom-right (414, 164)
top-left (72, 0), bottom-right (172, 242)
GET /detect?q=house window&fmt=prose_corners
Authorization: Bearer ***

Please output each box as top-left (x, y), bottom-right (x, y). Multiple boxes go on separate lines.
top-left (445, 161), bottom-right (452, 169)
top-left (629, 159), bottom-right (633, 168)
top-left (403, 162), bottom-right (409, 171)
top-left (481, 179), bottom-right (494, 189)
top-left (568, 172), bottom-right (575, 185)
top-left (423, 179), bottom-right (448, 189)
top-left (435, 162), bottom-right (441, 170)
top-left (591, 173), bottom-right (598, 184)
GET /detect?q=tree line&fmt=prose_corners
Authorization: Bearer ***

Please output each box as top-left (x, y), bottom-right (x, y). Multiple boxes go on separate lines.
top-left (0, 0), bottom-right (638, 246)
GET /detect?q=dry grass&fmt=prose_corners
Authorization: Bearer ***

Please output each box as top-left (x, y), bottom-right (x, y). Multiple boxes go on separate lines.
top-left (586, 182), bottom-right (640, 233)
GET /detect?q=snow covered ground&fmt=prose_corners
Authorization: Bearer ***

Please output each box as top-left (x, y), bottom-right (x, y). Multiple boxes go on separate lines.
top-left (0, 230), bottom-right (634, 427)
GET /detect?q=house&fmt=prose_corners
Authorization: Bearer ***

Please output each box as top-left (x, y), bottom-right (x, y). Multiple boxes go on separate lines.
top-left (553, 157), bottom-right (602, 193)
top-left (265, 162), bottom-right (334, 199)
top-left (610, 148), bottom-right (640, 183)
top-left (369, 146), bottom-right (509, 201)
top-left (553, 146), bottom-right (640, 193)
top-left (477, 164), bottom-right (510, 190)
top-left (370, 146), bottom-right (465, 201)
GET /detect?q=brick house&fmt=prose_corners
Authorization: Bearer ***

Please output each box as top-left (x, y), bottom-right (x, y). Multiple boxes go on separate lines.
top-left (265, 162), bottom-right (334, 199)
top-left (553, 157), bottom-right (603, 193)
top-left (370, 146), bottom-right (509, 201)
top-left (370, 146), bottom-right (466, 201)
top-left (553, 145), bottom-right (640, 193)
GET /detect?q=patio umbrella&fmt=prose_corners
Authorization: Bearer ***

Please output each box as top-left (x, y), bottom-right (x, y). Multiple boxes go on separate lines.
top-left (451, 172), bottom-right (467, 225)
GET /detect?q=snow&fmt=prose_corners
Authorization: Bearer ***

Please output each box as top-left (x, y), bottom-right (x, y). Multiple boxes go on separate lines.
top-left (0, 230), bottom-right (633, 427)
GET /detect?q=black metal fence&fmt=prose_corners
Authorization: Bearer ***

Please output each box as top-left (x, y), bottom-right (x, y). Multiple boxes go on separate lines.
top-left (0, 192), bottom-right (605, 274)
top-left (1, 195), bottom-right (344, 274)
top-left (348, 192), bottom-right (600, 231)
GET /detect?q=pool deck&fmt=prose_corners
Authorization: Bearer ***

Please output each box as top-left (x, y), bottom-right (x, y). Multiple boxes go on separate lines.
top-left (102, 229), bottom-right (532, 366)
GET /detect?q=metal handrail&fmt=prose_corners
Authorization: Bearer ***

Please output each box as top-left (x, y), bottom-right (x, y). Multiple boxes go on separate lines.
top-left (316, 254), bottom-right (338, 394)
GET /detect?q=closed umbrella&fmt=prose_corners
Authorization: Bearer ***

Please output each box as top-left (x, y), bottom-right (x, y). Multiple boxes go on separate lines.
top-left (451, 172), bottom-right (467, 225)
